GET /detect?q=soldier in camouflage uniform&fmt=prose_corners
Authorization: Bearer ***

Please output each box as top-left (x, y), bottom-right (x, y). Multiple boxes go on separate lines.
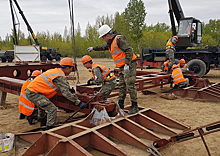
top-left (26, 58), bottom-right (86, 129)
top-left (87, 24), bottom-right (138, 114)
top-left (165, 36), bottom-right (178, 72)
top-left (82, 55), bottom-right (116, 102)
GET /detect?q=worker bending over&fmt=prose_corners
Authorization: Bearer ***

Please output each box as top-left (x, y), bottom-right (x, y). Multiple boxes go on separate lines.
top-left (87, 24), bottom-right (138, 114)
top-left (178, 59), bottom-right (189, 72)
top-left (161, 59), bottom-right (170, 72)
top-left (25, 58), bottom-right (86, 129)
top-left (19, 70), bottom-right (42, 125)
top-left (171, 64), bottom-right (189, 89)
top-left (82, 55), bottom-right (116, 102)
top-left (165, 36), bottom-right (178, 72)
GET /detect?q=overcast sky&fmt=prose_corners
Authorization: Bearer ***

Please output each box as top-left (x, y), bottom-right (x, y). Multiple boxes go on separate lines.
top-left (1, 0), bottom-right (220, 40)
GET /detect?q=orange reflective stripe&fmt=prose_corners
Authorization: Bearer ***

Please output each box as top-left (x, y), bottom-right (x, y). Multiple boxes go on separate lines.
top-left (19, 80), bottom-right (35, 116)
top-left (27, 68), bottom-right (66, 98)
top-left (110, 35), bottom-right (136, 68)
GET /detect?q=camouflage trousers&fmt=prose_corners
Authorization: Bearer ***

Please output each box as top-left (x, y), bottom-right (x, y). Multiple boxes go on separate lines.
top-left (99, 77), bottom-right (117, 101)
top-left (177, 78), bottom-right (189, 87)
top-left (118, 61), bottom-right (137, 103)
top-left (165, 49), bottom-right (175, 69)
top-left (25, 89), bottom-right (57, 126)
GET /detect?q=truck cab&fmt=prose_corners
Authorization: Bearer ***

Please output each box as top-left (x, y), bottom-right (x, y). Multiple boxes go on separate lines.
top-left (176, 17), bottom-right (203, 48)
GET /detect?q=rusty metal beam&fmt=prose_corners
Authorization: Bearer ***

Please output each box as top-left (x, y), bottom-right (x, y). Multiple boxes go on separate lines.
top-left (168, 78), bottom-right (220, 101)
top-left (15, 106), bottom-right (190, 155)
top-left (0, 77), bottom-right (115, 114)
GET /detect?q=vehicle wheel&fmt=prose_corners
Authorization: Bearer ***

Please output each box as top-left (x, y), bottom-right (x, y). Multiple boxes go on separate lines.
top-left (7, 57), bottom-right (13, 62)
top-left (1, 58), bottom-right (6, 63)
top-left (205, 64), bottom-right (211, 75)
top-left (56, 55), bottom-right (61, 61)
top-left (41, 56), bottom-right (47, 62)
top-left (187, 59), bottom-right (206, 77)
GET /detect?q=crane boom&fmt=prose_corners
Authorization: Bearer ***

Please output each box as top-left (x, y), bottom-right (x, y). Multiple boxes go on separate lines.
top-left (11, 0), bottom-right (40, 45)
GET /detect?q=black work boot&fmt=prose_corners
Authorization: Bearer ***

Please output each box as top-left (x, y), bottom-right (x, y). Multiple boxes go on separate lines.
top-left (19, 113), bottom-right (26, 119)
top-left (46, 126), bottom-right (53, 130)
top-left (128, 101), bottom-right (139, 115)
top-left (27, 116), bottom-right (36, 125)
top-left (118, 100), bottom-right (124, 110)
top-left (40, 116), bottom-right (47, 127)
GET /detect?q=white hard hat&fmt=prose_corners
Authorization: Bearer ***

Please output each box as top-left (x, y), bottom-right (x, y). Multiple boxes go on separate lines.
top-left (98, 24), bottom-right (111, 38)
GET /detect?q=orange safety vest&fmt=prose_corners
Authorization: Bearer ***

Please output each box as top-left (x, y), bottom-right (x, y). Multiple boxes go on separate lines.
top-left (177, 63), bottom-right (187, 69)
top-left (166, 38), bottom-right (175, 51)
top-left (110, 35), bottom-right (136, 68)
top-left (27, 68), bottom-right (65, 99)
top-left (91, 63), bottom-right (115, 81)
top-left (19, 78), bottom-right (36, 116)
top-left (171, 68), bottom-right (187, 85)
top-left (164, 60), bottom-right (170, 71)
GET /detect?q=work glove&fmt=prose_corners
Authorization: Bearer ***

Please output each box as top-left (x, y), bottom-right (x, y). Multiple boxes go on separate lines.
top-left (87, 47), bottom-right (93, 52)
top-left (124, 64), bottom-right (130, 73)
top-left (79, 102), bottom-right (87, 109)
top-left (87, 78), bottom-right (93, 85)
top-left (69, 87), bottom-right (75, 93)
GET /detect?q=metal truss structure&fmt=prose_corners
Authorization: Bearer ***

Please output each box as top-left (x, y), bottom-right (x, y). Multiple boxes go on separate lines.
top-left (15, 105), bottom-right (190, 156)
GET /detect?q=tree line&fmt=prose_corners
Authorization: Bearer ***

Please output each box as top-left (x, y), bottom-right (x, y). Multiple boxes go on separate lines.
top-left (0, 0), bottom-right (219, 59)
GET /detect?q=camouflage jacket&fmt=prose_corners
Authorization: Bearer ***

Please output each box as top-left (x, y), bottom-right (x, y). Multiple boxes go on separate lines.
top-left (93, 34), bottom-right (134, 66)
top-left (53, 76), bottom-right (80, 105)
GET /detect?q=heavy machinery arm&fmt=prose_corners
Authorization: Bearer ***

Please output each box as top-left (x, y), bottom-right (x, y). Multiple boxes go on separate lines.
top-left (10, 0), bottom-right (40, 45)
top-left (9, 0), bottom-right (62, 62)
top-left (168, 0), bottom-right (185, 36)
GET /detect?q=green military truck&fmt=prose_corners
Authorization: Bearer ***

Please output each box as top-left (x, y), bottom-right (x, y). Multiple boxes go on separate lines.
top-left (41, 47), bottom-right (61, 62)
top-left (0, 50), bottom-right (14, 63)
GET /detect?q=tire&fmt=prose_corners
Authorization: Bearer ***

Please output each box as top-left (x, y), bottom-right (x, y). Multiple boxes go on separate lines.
top-left (1, 58), bottom-right (6, 63)
top-left (7, 57), bottom-right (13, 62)
top-left (187, 59), bottom-right (206, 77)
top-left (205, 64), bottom-right (211, 75)
top-left (55, 55), bottom-right (61, 61)
top-left (41, 56), bottom-right (47, 62)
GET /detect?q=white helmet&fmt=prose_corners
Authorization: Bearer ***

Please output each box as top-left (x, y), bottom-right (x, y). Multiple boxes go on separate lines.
top-left (98, 24), bottom-right (111, 38)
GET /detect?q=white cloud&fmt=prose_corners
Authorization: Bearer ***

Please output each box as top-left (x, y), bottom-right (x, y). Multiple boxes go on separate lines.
top-left (1, 0), bottom-right (220, 40)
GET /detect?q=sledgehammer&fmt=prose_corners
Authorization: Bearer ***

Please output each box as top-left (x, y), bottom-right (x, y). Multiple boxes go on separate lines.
top-left (62, 93), bottom-right (101, 124)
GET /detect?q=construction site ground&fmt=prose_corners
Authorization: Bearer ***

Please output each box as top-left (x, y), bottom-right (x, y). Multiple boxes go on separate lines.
top-left (0, 58), bottom-right (220, 156)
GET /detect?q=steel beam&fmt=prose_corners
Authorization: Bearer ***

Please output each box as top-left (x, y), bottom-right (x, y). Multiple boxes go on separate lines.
top-left (15, 106), bottom-right (190, 155)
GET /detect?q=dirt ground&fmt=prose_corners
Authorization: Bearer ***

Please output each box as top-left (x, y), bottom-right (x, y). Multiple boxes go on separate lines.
top-left (0, 58), bottom-right (220, 156)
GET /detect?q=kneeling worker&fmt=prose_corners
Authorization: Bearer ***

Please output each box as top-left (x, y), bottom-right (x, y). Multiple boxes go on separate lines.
top-left (19, 70), bottom-right (42, 125)
top-left (171, 64), bottom-right (189, 89)
top-left (82, 55), bottom-right (116, 102)
top-left (178, 59), bottom-right (189, 72)
top-left (25, 58), bottom-right (86, 129)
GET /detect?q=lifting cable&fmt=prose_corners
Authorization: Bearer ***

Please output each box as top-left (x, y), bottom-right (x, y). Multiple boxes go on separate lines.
top-left (10, 1), bottom-right (20, 44)
top-left (68, 0), bottom-right (80, 84)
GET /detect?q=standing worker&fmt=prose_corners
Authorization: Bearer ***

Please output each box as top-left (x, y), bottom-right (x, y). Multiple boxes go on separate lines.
top-left (165, 36), bottom-right (178, 72)
top-left (177, 59), bottom-right (189, 72)
top-left (171, 64), bottom-right (189, 89)
top-left (25, 58), bottom-right (86, 129)
top-left (82, 55), bottom-right (116, 102)
top-left (86, 24), bottom-right (138, 114)
top-left (19, 70), bottom-right (42, 125)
